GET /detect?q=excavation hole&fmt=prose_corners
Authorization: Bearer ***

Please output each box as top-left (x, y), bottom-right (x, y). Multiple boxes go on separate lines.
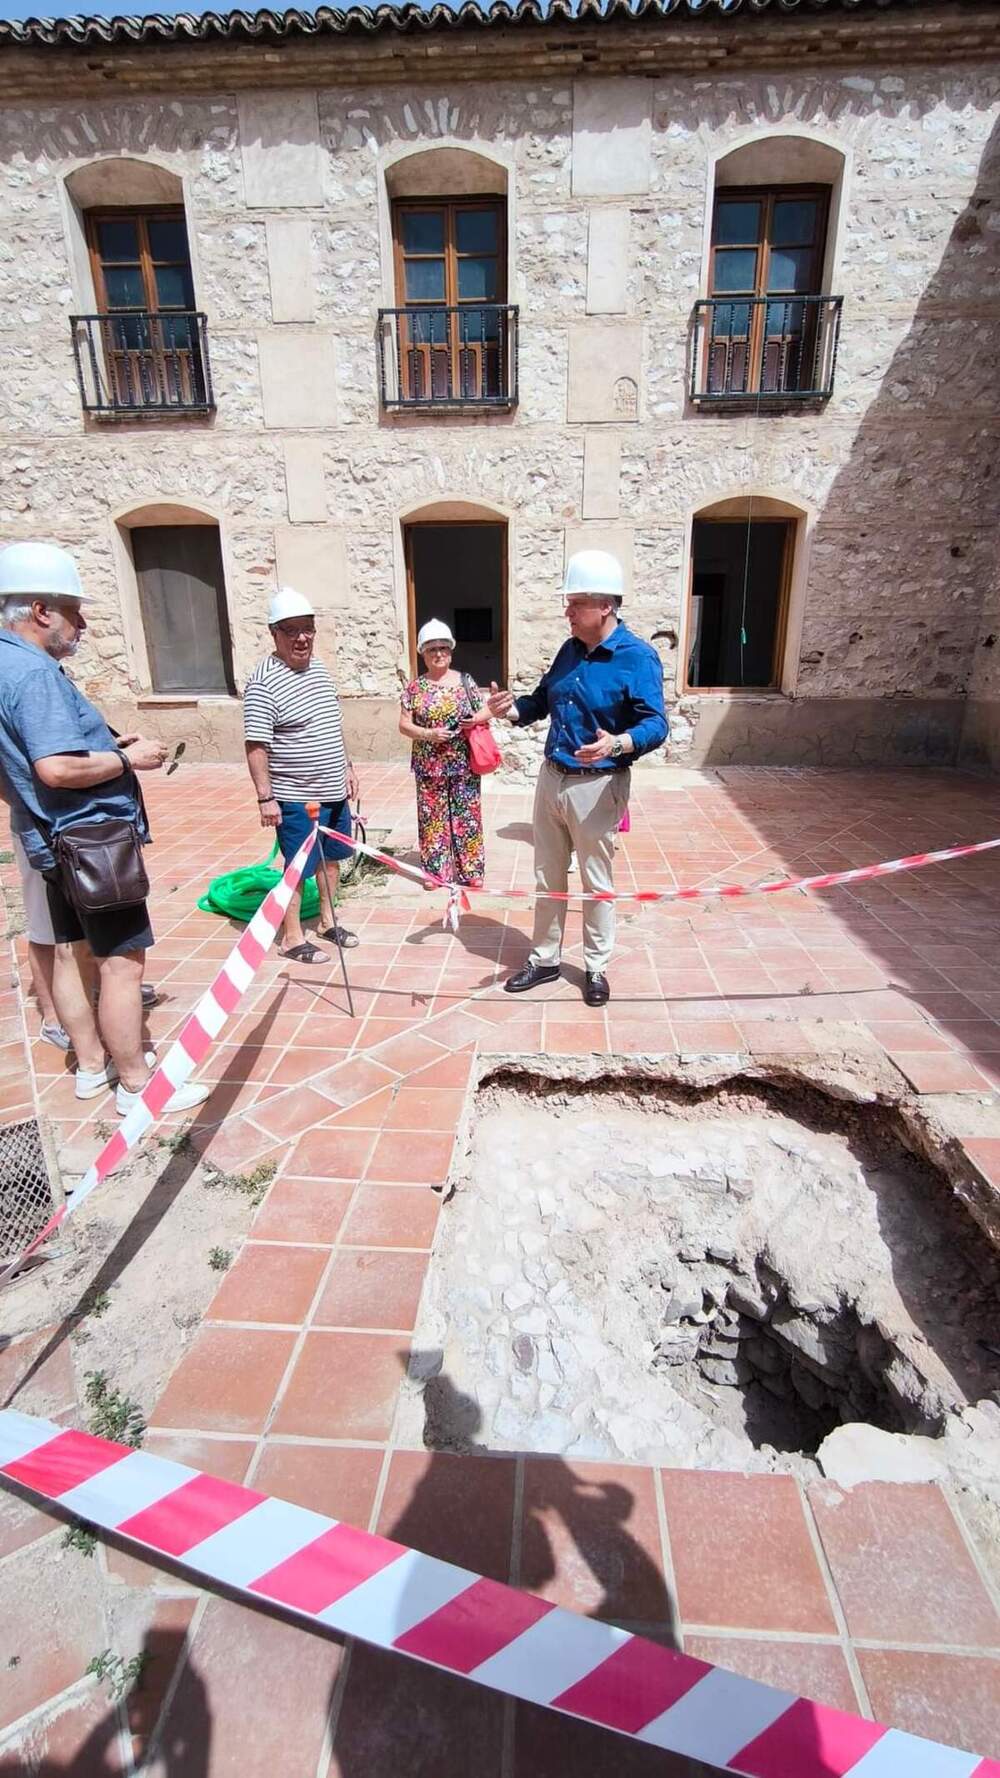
top-left (407, 1069), bottom-right (1000, 1472)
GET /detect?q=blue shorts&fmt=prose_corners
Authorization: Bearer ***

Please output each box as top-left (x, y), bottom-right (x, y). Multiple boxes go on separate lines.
top-left (277, 799), bottom-right (352, 880)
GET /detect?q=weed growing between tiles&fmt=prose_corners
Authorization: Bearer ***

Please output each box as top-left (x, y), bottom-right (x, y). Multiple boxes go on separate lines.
top-left (405, 1060), bottom-right (1000, 1478)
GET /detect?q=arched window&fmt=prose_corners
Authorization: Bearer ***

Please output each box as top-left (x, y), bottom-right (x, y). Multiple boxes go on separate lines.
top-left (379, 147), bottom-right (516, 411)
top-left (684, 496), bottom-right (808, 694)
top-left (693, 136), bottom-right (846, 406)
top-left (115, 505), bottom-right (234, 696)
top-left (64, 159), bottom-right (211, 417)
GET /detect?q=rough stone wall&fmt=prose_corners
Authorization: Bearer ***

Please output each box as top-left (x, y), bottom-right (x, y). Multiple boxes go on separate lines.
top-left (0, 63), bottom-right (998, 765)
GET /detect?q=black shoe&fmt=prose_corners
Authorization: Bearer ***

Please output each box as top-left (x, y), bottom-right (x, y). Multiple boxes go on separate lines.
top-left (504, 963), bottom-right (561, 995)
top-left (584, 972), bottom-right (610, 1007)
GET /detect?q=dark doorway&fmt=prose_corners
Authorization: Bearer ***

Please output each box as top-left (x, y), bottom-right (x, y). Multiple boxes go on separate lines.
top-left (405, 521), bottom-right (506, 687)
top-left (131, 524), bottom-right (235, 695)
top-left (687, 516), bottom-right (792, 691)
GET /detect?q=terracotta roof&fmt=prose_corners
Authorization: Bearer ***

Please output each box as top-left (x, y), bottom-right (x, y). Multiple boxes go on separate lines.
top-left (0, 0), bottom-right (951, 52)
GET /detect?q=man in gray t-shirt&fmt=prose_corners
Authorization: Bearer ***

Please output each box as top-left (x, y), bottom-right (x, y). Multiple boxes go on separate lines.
top-left (0, 541), bottom-right (208, 1121)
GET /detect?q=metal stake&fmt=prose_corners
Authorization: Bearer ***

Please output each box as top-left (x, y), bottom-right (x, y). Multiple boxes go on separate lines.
top-left (306, 803), bottom-right (355, 1021)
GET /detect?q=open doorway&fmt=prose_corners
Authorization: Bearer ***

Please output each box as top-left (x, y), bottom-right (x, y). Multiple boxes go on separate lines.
top-left (686, 517), bottom-right (792, 691)
top-left (404, 520), bottom-right (506, 686)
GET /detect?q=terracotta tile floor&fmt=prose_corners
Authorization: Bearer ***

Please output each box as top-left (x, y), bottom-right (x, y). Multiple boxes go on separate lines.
top-left (3, 762), bottom-right (1000, 1773)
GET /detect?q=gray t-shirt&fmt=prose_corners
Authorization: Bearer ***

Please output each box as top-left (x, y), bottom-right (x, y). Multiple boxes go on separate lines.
top-left (243, 654), bottom-right (348, 802)
top-left (0, 632), bottom-right (144, 871)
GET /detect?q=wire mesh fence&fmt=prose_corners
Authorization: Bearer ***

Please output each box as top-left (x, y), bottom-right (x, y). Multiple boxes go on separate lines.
top-left (0, 1117), bottom-right (59, 1269)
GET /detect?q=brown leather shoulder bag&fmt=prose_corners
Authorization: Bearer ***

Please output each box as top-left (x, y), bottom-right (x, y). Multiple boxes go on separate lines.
top-left (53, 817), bottom-right (149, 913)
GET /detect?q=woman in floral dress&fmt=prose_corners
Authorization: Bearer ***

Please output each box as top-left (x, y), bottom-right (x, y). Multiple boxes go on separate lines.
top-left (399, 619), bottom-right (490, 885)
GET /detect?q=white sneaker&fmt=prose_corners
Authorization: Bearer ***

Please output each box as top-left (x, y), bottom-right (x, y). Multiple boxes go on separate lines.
top-left (115, 1079), bottom-right (210, 1118)
top-left (75, 1059), bottom-right (119, 1100)
top-left (41, 1022), bottom-right (72, 1052)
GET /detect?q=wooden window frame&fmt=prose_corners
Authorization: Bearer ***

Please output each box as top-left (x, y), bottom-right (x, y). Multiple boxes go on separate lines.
top-left (391, 197), bottom-right (507, 403)
top-left (708, 185), bottom-right (830, 397)
top-left (84, 206), bottom-right (203, 410)
top-left (86, 205), bottom-right (192, 317)
top-left (682, 515), bottom-right (795, 696)
top-left (403, 519), bottom-right (508, 687)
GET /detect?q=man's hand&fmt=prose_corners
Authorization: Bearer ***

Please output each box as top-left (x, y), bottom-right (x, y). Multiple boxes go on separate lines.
top-left (258, 796), bottom-right (282, 829)
top-left (574, 728), bottom-right (619, 766)
top-left (347, 764), bottom-right (359, 803)
top-left (488, 681), bottom-right (515, 720)
top-left (122, 736), bottom-right (168, 772)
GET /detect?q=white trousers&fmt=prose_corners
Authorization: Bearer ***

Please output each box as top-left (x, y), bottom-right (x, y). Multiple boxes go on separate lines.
top-left (529, 760), bottom-right (630, 974)
top-left (12, 832), bottom-right (55, 946)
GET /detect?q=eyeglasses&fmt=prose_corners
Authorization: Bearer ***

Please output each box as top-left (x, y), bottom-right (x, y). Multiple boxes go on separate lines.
top-left (423, 643), bottom-right (453, 653)
top-left (275, 622), bottom-right (315, 638)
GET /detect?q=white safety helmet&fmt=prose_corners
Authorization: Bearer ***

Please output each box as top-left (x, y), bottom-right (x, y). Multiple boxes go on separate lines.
top-left (417, 619), bottom-right (456, 651)
top-left (268, 585), bottom-right (315, 626)
top-left (0, 541), bottom-right (88, 603)
top-left (562, 549), bottom-right (624, 602)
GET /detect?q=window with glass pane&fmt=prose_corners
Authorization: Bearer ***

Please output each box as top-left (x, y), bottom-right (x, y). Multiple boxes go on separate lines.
top-left (86, 208), bottom-right (203, 410)
top-left (393, 199), bottom-right (506, 402)
top-left (707, 187), bottom-right (828, 396)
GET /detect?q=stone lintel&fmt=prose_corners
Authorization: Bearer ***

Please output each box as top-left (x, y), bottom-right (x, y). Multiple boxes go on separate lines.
top-left (283, 439), bottom-right (328, 524)
top-left (238, 90), bottom-right (323, 208)
top-left (567, 323), bottom-right (642, 425)
top-left (572, 77), bottom-right (651, 199)
top-left (586, 208), bottom-right (630, 316)
top-left (582, 432), bottom-right (623, 520)
top-left (258, 332), bottom-right (338, 430)
top-left (266, 217), bottom-right (316, 324)
top-left (274, 524), bottom-right (350, 619)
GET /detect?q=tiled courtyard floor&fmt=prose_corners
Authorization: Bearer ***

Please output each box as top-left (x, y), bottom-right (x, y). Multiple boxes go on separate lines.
top-left (2, 762), bottom-right (1000, 1773)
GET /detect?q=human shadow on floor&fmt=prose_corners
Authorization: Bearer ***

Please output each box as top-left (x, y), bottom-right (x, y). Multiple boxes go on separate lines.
top-left (0, 1623), bottom-right (210, 1778)
top-left (402, 910), bottom-right (529, 974)
top-left (2, 982), bottom-right (290, 1415)
top-left (324, 1365), bottom-right (722, 1777)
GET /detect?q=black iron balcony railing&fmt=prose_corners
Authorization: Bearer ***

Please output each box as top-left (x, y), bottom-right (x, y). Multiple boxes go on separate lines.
top-left (71, 311), bottom-right (215, 418)
top-left (378, 303), bottom-right (518, 410)
top-left (691, 295), bottom-right (843, 407)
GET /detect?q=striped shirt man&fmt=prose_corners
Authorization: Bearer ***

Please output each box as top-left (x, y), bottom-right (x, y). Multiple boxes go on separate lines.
top-left (243, 654), bottom-right (348, 802)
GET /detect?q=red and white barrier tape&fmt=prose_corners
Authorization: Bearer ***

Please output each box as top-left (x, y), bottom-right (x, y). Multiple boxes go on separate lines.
top-left (1, 1410), bottom-right (995, 1778)
top-left (0, 823), bottom-right (319, 1290)
top-left (323, 823), bottom-right (1000, 911)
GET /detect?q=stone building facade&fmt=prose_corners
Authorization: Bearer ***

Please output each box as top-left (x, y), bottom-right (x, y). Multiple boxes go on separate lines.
top-left (0, 0), bottom-right (998, 768)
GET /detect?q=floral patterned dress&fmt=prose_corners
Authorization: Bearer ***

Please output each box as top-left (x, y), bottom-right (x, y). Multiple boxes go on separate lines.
top-left (401, 673), bottom-right (486, 886)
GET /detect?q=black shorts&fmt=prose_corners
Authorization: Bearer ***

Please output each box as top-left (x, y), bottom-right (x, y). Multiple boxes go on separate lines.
top-left (43, 869), bottom-right (154, 959)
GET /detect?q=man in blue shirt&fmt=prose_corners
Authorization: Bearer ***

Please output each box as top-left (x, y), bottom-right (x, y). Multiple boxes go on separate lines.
top-left (0, 541), bottom-right (208, 1119)
top-left (488, 550), bottom-right (667, 1006)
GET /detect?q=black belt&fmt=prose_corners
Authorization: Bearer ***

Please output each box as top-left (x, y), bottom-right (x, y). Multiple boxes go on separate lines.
top-left (546, 759), bottom-right (629, 777)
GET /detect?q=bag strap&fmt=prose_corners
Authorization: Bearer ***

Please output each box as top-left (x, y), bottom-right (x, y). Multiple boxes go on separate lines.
top-left (461, 673), bottom-right (483, 718)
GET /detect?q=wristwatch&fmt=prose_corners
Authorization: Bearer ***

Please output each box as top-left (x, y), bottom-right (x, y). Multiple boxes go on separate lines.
top-left (610, 736), bottom-right (626, 760)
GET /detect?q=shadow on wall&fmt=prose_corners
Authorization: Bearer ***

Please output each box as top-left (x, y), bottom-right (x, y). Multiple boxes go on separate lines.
top-left (691, 108), bottom-right (1000, 771)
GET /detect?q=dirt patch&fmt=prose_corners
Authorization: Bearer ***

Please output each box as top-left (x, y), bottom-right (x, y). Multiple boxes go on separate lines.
top-left (404, 1066), bottom-right (1000, 1480)
top-left (1, 1132), bottom-right (269, 1428)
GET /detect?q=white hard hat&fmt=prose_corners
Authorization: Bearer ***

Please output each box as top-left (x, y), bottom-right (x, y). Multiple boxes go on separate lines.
top-left (563, 549), bottom-right (624, 601)
top-left (268, 585), bottom-right (315, 626)
top-left (417, 619), bottom-right (456, 651)
top-left (0, 541), bottom-right (88, 603)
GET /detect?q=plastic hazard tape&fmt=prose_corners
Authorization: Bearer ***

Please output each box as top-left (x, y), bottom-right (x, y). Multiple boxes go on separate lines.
top-left (0, 823), bottom-right (319, 1290)
top-left (321, 823), bottom-right (1000, 910)
top-left (1, 1411), bottom-right (996, 1778)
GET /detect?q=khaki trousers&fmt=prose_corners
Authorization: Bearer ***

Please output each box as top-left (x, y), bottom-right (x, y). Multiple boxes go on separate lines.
top-left (529, 760), bottom-right (630, 975)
